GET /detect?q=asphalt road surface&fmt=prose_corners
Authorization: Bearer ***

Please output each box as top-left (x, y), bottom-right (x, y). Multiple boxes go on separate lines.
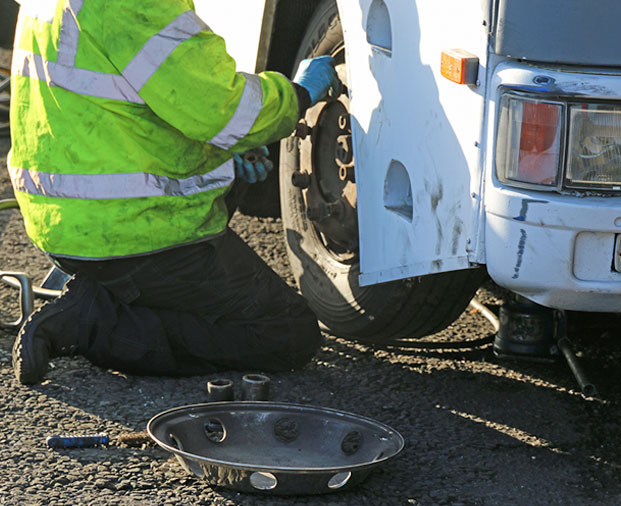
top-left (0, 52), bottom-right (619, 505)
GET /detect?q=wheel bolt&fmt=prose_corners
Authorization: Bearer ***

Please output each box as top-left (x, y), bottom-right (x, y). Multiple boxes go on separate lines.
top-left (294, 121), bottom-right (313, 139)
top-left (291, 171), bottom-right (312, 189)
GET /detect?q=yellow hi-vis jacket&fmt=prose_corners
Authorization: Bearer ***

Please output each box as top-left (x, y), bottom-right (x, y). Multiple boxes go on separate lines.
top-left (8, 0), bottom-right (299, 259)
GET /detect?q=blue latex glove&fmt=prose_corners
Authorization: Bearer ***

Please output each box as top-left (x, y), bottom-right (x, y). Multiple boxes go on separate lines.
top-left (293, 56), bottom-right (340, 106)
top-left (233, 146), bottom-right (274, 183)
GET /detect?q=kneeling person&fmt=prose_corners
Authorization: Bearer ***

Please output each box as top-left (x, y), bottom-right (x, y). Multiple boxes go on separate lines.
top-left (9, 1), bottom-right (339, 384)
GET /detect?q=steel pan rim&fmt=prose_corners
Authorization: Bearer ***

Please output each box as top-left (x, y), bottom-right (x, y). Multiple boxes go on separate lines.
top-left (146, 401), bottom-right (405, 474)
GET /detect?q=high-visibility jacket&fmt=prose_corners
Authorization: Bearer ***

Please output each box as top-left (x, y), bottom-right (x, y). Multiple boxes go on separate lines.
top-left (8, 0), bottom-right (299, 259)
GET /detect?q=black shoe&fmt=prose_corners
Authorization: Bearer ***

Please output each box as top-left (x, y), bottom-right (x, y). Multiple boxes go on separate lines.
top-left (12, 275), bottom-right (91, 385)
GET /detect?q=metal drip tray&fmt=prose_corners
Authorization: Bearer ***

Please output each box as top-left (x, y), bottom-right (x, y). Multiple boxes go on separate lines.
top-left (147, 401), bottom-right (404, 495)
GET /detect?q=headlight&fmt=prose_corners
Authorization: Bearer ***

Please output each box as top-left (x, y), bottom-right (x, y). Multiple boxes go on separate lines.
top-left (566, 104), bottom-right (621, 190)
top-left (496, 92), bottom-right (621, 192)
top-left (496, 94), bottom-right (564, 188)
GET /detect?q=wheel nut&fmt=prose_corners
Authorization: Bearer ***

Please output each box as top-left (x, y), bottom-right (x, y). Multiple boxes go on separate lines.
top-left (291, 171), bottom-right (312, 189)
top-left (294, 121), bottom-right (312, 139)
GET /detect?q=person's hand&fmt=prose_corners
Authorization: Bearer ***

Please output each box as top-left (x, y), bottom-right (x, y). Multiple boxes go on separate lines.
top-left (293, 56), bottom-right (340, 106)
top-left (233, 146), bottom-right (273, 183)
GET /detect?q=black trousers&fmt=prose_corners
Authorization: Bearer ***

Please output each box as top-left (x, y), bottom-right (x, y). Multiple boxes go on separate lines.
top-left (53, 229), bottom-right (321, 376)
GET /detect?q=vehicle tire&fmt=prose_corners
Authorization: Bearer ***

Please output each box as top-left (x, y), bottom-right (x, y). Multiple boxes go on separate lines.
top-left (279, 0), bottom-right (486, 343)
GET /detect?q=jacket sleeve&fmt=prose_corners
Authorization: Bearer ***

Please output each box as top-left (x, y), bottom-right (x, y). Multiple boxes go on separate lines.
top-left (102, 0), bottom-right (299, 152)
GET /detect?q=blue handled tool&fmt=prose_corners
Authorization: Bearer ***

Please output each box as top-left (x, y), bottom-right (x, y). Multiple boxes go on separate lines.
top-left (45, 431), bottom-right (152, 449)
top-left (46, 433), bottom-right (110, 449)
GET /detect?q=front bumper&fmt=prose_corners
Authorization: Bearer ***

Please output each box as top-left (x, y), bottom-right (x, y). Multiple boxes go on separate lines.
top-left (485, 187), bottom-right (621, 312)
top-left (484, 60), bottom-right (621, 312)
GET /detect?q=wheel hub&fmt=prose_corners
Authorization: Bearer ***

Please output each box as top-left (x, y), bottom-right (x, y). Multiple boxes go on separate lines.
top-left (293, 58), bottom-right (358, 258)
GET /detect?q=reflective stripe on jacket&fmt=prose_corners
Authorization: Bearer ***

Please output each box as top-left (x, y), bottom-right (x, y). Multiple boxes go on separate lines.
top-left (8, 0), bottom-right (299, 258)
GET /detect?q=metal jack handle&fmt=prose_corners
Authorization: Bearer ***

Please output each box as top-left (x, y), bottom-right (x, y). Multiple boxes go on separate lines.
top-left (557, 337), bottom-right (598, 398)
top-left (0, 272), bottom-right (34, 329)
top-left (0, 199), bottom-right (65, 301)
top-left (554, 311), bottom-right (598, 397)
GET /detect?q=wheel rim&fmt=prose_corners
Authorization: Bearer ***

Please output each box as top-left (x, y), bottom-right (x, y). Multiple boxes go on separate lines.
top-left (295, 44), bottom-right (358, 264)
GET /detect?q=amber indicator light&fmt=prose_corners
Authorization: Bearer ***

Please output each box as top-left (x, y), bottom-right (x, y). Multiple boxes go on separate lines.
top-left (440, 49), bottom-right (479, 85)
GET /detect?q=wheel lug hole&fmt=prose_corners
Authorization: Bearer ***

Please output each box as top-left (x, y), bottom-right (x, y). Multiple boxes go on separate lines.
top-left (338, 114), bottom-right (351, 131)
top-left (339, 165), bottom-right (355, 182)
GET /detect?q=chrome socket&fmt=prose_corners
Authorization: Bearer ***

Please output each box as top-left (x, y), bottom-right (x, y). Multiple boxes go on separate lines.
top-left (207, 378), bottom-right (235, 402)
top-left (241, 374), bottom-right (270, 401)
